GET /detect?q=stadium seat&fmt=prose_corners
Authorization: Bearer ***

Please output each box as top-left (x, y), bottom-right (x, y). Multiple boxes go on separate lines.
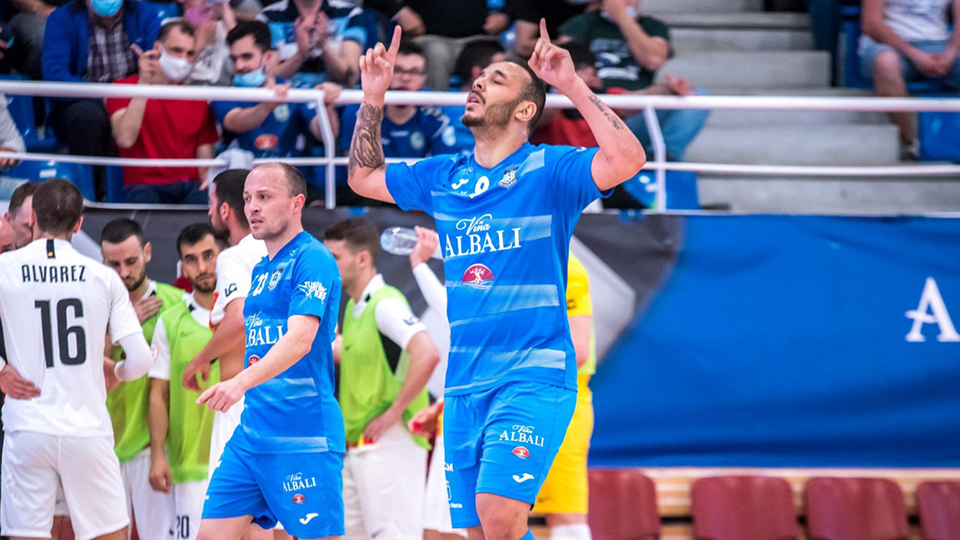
top-left (3, 160), bottom-right (97, 201)
top-left (587, 469), bottom-right (659, 540)
top-left (691, 475), bottom-right (798, 540)
top-left (804, 477), bottom-right (909, 540)
top-left (2, 75), bottom-right (60, 152)
top-left (916, 481), bottom-right (960, 540)
top-left (918, 110), bottom-right (960, 163)
top-left (619, 171), bottom-right (700, 210)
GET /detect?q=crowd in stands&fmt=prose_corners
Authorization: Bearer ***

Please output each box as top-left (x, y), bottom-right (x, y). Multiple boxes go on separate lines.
top-left (0, 0), bottom-right (958, 203)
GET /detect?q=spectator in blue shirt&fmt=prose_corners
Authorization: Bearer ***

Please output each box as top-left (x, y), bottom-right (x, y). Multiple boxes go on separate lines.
top-left (42, 0), bottom-right (160, 198)
top-left (440, 38), bottom-right (506, 155)
top-left (258, 0), bottom-right (376, 87)
top-left (339, 40), bottom-right (456, 162)
top-left (211, 20), bottom-right (340, 161)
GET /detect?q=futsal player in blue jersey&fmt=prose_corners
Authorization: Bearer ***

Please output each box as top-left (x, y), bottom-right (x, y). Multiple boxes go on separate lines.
top-left (348, 21), bottom-right (645, 540)
top-left (194, 162), bottom-right (344, 540)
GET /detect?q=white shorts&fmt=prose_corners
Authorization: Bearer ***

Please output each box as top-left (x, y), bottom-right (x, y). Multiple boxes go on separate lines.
top-left (208, 396), bottom-right (244, 479)
top-left (343, 423), bottom-right (428, 540)
top-left (423, 435), bottom-right (466, 536)
top-left (121, 449), bottom-right (175, 540)
top-left (172, 480), bottom-right (208, 540)
top-left (1, 431), bottom-right (128, 540)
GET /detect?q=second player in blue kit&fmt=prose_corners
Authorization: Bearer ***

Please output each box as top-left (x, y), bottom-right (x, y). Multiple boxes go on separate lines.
top-left (196, 163), bottom-right (344, 540)
top-left (348, 21), bottom-right (645, 540)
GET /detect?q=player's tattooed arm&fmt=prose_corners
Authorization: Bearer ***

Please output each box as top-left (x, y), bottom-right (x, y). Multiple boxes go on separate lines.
top-left (588, 94), bottom-right (626, 131)
top-left (348, 101), bottom-right (386, 178)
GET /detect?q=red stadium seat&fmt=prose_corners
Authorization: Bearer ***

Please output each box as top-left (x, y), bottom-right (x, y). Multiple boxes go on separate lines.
top-left (917, 481), bottom-right (960, 540)
top-left (587, 469), bottom-right (659, 540)
top-left (691, 475), bottom-right (798, 540)
top-left (805, 477), bottom-right (909, 540)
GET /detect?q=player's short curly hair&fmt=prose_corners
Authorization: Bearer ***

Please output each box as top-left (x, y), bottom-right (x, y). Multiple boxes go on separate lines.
top-left (511, 60), bottom-right (547, 135)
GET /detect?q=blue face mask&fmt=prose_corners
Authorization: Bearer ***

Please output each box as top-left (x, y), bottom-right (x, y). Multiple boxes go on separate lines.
top-left (233, 67), bottom-right (266, 88)
top-left (90, 0), bottom-right (122, 17)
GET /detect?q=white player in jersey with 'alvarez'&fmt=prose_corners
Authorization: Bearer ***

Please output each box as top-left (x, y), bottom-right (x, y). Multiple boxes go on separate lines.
top-left (0, 180), bottom-right (154, 540)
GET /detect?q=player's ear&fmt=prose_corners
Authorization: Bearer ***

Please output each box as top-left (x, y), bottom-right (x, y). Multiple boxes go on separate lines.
top-left (514, 100), bottom-right (537, 125)
top-left (72, 216), bottom-right (84, 234)
top-left (293, 193), bottom-right (305, 212)
top-left (143, 241), bottom-right (153, 263)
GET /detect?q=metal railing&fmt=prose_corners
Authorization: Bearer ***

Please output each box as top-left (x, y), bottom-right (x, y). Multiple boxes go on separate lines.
top-left (3, 80), bottom-right (960, 210)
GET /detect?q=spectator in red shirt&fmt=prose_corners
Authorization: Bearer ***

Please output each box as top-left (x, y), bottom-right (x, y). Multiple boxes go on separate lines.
top-left (105, 20), bottom-right (219, 204)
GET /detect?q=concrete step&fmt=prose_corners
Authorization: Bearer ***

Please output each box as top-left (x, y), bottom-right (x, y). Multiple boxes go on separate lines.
top-left (656, 12), bottom-right (810, 30)
top-left (659, 51), bottom-right (831, 89)
top-left (705, 108), bottom-right (889, 127)
top-left (644, 0), bottom-right (762, 13)
top-left (684, 125), bottom-right (901, 166)
top-left (671, 27), bottom-right (813, 53)
top-left (697, 174), bottom-right (960, 214)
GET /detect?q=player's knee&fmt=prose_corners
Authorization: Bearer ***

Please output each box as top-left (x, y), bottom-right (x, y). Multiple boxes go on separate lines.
top-left (873, 52), bottom-right (904, 84)
top-left (476, 495), bottom-right (528, 540)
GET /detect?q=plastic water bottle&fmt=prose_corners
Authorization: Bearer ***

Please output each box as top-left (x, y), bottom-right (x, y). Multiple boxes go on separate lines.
top-left (380, 227), bottom-right (442, 259)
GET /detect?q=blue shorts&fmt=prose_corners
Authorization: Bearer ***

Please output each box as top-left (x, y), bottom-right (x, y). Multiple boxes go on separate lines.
top-left (443, 381), bottom-right (577, 529)
top-left (859, 36), bottom-right (960, 88)
top-left (203, 440), bottom-right (344, 539)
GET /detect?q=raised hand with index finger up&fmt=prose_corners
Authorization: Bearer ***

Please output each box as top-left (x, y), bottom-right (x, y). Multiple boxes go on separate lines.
top-left (528, 18), bottom-right (580, 94)
top-left (359, 25), bottom-right (402, 105)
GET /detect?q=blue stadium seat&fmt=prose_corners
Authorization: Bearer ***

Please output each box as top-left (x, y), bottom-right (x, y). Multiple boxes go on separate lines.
top-left (1, 75), bottom-right (60, 152)
top-left (105, 165), bottom-right (125, 203)
top-left (3, 160), bottom-right (97, 201)
top-left (621, 170), bottom-right (699, 210)
top-left (150, 2), bottom-right (183, 23)
top-left (919, 108), bottom-right (960, 163)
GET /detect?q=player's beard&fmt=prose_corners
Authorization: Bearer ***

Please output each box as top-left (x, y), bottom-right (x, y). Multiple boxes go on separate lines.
top-left (191, 274), bottom-right (216, 294)
top-left (126, 266), bottom-right (147, 292)
top-left (462, 96), bottom-right (519, 137)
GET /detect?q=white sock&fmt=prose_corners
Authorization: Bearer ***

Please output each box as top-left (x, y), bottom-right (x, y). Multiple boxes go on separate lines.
top-left (549, 523), bottom-right (592, 540)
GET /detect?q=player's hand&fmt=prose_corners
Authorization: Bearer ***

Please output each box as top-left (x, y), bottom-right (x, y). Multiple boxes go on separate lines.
top-left (409, 226), bottom-right (439, 268)
top-left (294, 13), bottom-right (315, 57)
top-left (103, 356), bottom-right (121, 392)
top-left (0, 363), bottom-right (41, 400)
top-left (363, 406), bottom-right (402, 443)
top-left (197, 378), bottom-right (245, 413)
top-left (316, 81), bottom-right (342, 106)
top-left (484, 12), bottom-right (511, 35)
top-left (408, 400), bottom-right (443, 437)
top-left (393, 7), bottom-right (425, 36)
top-left (909, 49), bottom-right (946, 78)
top-left (528, 19), bottom-right (580, 94)
top-left (134, 295), bottom-right (163, 323)
top-left (182, 356), bottom-right (211, 392)
top-left (264, 74), bottom-right (291, 111)
top-left (149, 455), bottom-right (173, 493)
top-left (664, 74), bottom-right (693, 96)
top-left (359, 25), bottom-right (402, 102)
top-left (137, 48), bottom-right (161, 85)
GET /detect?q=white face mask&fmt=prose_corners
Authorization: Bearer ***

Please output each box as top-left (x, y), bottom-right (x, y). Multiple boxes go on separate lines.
top-left (158, 46), bottom-right (194, 83)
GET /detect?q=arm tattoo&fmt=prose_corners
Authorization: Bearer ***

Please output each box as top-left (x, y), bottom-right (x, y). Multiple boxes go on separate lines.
top-left (348, 101), bottom-right (385, 178)
top-left (588, 94), bottom-right (625, 131)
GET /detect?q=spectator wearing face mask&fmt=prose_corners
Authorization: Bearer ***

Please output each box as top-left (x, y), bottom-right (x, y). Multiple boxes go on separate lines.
top-left (104, 20), bottom-right (220, 204)
top-left (181, 0), bottom-right (239, 86)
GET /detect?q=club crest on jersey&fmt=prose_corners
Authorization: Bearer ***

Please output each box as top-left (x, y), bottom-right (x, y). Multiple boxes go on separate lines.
top-left (292, 494), bottom-right (306, 504)
top-left (499, 168), bottom-right (517, 189)
top-left (248, 355), bottom-right (261, 366)
top-left (462, 264), bottom-right (494, 288)
top-left (511, 446), bottom-right (530, 459)
top-left (268, 268), bottom-right (283, 290)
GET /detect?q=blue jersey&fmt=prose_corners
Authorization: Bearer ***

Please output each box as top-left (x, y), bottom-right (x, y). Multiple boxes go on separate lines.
top-left (385, 143), bottom-right (608, 395)
top-left (339, 104), bottom-right (457, 158)
top-left (235, 231), bottom-right (344, 453)
top-left (211, 94), bottom-right (320, 159)
top-left (439, 104), bottom-right (475, 155)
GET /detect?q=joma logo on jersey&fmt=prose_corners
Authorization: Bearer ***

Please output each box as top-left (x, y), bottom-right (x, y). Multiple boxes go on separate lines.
top-left (297, 281), bottom-right (328, 301)
top-left (499, 425), bottom-right (545, 447)
top-left (445, 214), bottom-right (522, 258)
top-left (283, 472), bottom-right (317, 492)
top-left (247, 325), bottom-right (285, 347)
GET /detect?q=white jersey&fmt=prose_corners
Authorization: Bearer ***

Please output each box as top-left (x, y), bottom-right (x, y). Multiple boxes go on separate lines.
top-left (210, 233), bottom-right (267, 325)
top-left (0, 238), bottom-right (144, 437)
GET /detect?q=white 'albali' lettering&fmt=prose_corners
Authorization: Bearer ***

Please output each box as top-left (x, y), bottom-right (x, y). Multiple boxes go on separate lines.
top-left (905, 277), bottom-right (960, 342)
top-left (247, 325), bottom-right (286, 347)
top-left (445, 214), bottom-right (522, 258)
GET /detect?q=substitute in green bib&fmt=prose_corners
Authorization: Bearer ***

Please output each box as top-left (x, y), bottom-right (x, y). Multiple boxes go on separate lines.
top-left (148, 224), bottom-right (222, 540)
top-left (324, 218), bottom-right (440, 540)
top-left (101, 218), bottom-right (181, 539)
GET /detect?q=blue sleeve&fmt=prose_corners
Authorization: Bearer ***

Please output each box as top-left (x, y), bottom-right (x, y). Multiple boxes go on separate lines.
top-left (211, 101), bottom-right (239, 126)
top-left (343, 11), bottom-right (370, 48)
top-left (338, 104), bottom-right (360, 153)
top-left (384, 154), bottom-right (452, 214)
top-left (288, 248), bottom-right (336, 321)
top-left (140, 3), bottom-right (161, 46)
top-left (41, 8), bottom-right (84, 83)
top-left (547, 145), bottom-right (610, 214)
